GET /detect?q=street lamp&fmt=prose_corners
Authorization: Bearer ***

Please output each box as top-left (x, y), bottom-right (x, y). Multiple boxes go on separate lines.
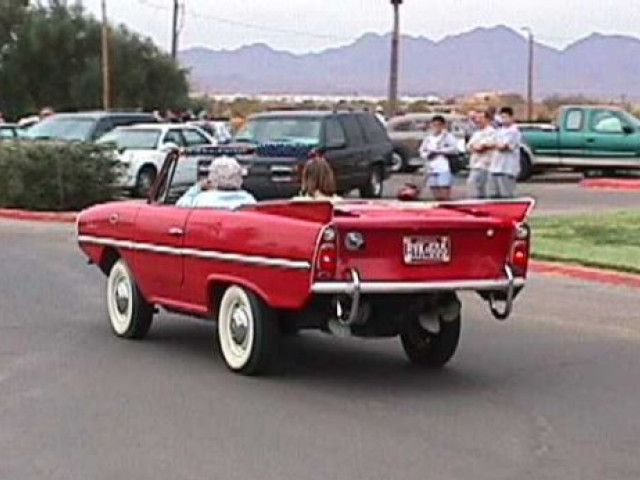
top-left (387, 0), bottom-right (403, 118)
top-left (522, 27), bottom-right (534, 121)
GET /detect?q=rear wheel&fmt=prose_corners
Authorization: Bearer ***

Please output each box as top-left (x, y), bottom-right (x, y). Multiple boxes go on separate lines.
top-left (134, 165), bottom-right (157, 198)
top-left (106, 259), bottom-right (154, 339)
top-left (359, 164), bottom-right (384, 198)
top-left (400, 313), bottom-right (460, 368)
top-left (217, 286), bottom-right (278, 375)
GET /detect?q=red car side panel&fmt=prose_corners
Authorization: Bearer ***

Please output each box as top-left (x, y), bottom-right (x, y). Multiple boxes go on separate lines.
top-left (181, 209), bottom-right (322, 311)
top-left (77, 201), bottom-right (142, 266)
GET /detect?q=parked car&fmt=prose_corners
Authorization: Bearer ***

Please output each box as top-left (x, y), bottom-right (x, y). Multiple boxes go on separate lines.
top-left (387, 113), bottom-right (473, 173)
top-left (190, 110), bottom-right (393, 200)
top-left (97, 123), bottom-right (215, 197)
top-left (0, 124), bottom-right (20, 140)
top-left (76, 150), bottom-right (534, 375)
top-left (188, 119), bottom-right (233, 144)
top-left (25, 111), bottom-right (157, 143)
top-left (520, 105), bottom-right (640, 180)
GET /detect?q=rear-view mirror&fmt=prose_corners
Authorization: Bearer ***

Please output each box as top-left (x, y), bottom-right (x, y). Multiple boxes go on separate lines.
top-left (622, 125), bottom-right (635, 135)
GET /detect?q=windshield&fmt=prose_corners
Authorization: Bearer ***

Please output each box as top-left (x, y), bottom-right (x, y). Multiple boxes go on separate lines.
top-left (26, 116), bottom-right (96, 141)
top-left (235, 117), bottom-right (321, 145)
top-left (98, 129), bottom-right (161, 150)
top-left (621, 111), bottom-right (640, 129)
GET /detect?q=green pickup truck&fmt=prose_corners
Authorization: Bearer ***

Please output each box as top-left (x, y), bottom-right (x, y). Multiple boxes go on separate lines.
top-left (519, 105), bottom-right (640, 180)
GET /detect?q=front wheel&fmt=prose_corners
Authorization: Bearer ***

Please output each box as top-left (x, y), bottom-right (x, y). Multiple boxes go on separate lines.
top-left (106, 259), bottom-right (154, 339)
top-left (217, 286), bottom-right (278, 375)
top-left (359, 165), bottom-right (384, 198)
top-left (400, 313), bottom-right (461, 368)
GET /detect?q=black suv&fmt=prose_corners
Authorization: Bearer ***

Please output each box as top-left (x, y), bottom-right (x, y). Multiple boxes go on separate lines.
top-left (25, 111), bottom-right (157, 142)
top-left (194, 110), bottom-right (393, 199)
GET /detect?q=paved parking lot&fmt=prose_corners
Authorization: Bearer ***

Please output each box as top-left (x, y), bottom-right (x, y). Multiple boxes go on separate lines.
top-left (385, 172), bottom-right (640, 215)
top-left (1, 218), bottom-right (640, 479)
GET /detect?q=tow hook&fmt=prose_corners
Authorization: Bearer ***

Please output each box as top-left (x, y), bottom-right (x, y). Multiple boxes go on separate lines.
top-left (488, 265), bottom-right (515, 321)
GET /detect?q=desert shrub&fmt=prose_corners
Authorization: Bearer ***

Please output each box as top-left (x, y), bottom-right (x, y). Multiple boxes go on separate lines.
top-left (0, 140), bottom-right (120, 211)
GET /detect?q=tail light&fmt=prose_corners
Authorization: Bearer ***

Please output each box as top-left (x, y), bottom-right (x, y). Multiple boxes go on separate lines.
top-left (510, 223), bottom-right (530, 277)
top-left (315, 226), bottom-right (338, 279)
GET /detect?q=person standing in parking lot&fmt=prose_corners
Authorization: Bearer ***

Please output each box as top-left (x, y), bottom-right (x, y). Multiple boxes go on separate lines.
top-left (490, 107), bottom-right (522, 198)
top-left (466, 111), bottom-right (497, 199)
top-left (418, 115), bottom-right (458, 201)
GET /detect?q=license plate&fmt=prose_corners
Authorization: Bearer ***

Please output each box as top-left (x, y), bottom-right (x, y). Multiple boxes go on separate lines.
top-left (403, 236), bottom-right (451, 264)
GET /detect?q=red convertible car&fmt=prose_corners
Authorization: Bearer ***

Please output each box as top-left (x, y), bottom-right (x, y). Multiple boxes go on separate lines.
top-left (77, 152), bottom-right (534, 375)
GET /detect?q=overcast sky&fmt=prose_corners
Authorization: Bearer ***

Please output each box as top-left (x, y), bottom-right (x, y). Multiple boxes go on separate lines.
top-left (80, 0), bottom-right (640, 54)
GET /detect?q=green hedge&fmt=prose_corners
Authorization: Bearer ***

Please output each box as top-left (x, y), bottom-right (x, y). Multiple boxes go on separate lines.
top-left (0, 141), bottom-right (121, 211)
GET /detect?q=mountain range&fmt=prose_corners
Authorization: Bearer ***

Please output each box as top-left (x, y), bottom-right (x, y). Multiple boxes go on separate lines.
top-left (179, 26), bottom-right (640, 98)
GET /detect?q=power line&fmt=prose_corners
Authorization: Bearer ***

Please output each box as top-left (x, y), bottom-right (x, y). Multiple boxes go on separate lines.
top-left (136, 0), bottom-right (353, 41)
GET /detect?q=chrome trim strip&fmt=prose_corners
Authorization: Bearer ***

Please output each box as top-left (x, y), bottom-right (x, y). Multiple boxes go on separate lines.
top-left (78, 235), bottom-right (311, 270)
top-left (311, 277), bottom-right (526, 294)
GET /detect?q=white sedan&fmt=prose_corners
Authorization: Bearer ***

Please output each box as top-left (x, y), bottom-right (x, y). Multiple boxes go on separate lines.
top-left (97, 124), bottom-right (216, 196)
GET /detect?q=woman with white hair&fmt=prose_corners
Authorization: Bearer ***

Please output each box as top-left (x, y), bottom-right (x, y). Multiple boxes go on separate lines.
top-left (176, 156), bottom-right (256, 209)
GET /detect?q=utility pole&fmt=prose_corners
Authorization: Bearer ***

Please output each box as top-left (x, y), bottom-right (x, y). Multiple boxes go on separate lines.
top-left (387, 0), bottom-right (403, 119)
top-left (101, 0), bottom-right (110, 110)
top-left (523, 27), bottom-right (534, 121)
top-left (171, 0), bottom-right (180, 59)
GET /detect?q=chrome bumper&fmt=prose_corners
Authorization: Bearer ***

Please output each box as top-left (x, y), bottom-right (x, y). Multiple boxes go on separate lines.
top-left (311, 266), bottom-right (522, 325)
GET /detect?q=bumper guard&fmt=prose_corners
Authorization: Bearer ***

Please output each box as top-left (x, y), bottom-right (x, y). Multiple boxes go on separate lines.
top-left (312, 265), bottom-right (521, 326)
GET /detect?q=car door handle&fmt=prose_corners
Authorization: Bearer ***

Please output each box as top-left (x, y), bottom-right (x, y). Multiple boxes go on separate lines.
top-left (168, 227), bottom-right (184, 237)
top-left (586, 138), bottom-right (595, 143)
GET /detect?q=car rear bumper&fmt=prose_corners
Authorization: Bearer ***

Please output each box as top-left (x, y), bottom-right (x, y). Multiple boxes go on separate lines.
top-left (244, 176), bottom-right (301, 199)
top-left (199, 157), bottom-right (303, 199)
top-left (312, 266), bottom-right (523, 324)
top-left (311, 276), bottom-right (525, 295)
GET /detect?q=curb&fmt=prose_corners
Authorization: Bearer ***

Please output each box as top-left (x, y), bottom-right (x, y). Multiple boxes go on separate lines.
top-left (530, 260), bottom-right (640, 289)
top-left (0, 208), bottom-right (77, 223)
top-left (579, 178), bottom-right (640, 191)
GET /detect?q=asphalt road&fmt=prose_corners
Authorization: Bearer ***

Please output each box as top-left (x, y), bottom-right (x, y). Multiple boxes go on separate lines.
top-left (2, 219), bottom-right (640, 480)
top-left (385, 172), bottom-right (640, 214)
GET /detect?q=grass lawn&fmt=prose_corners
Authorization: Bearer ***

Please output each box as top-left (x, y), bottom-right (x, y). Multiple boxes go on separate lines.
top-left (531, 209), bottom-right (640, 274)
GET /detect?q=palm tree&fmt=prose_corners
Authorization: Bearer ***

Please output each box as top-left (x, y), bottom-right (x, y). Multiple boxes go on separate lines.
top-left (387, 0), bottom-right (403, 118)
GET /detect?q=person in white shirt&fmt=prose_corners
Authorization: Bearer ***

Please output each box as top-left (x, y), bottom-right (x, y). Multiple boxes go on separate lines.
top-left (490, 107), bottom-right (522, 198)
top-left (177, 156), bottom-right (257, 209)
top-left (418, 115), bottom-right (458, 201)
top-left (466, 111), bottom-right (497, 199)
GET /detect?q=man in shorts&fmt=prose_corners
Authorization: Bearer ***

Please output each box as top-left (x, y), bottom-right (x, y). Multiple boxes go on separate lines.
top-left (418, 115), bottom-right (458, 201)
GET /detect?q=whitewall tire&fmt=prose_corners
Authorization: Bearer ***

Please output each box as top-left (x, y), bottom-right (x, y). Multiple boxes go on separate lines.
top-left (106, 259), bottom-right (154, 339)
top-left (217, 286), bottom-right (277, 375)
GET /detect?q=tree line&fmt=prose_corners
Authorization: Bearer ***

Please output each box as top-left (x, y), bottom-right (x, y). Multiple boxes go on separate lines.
top-left (0, 0), bottom-right (189, 119)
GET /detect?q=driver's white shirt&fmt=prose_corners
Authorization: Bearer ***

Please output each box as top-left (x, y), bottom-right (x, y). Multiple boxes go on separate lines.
top-left (176, 185), bottom-right (256, 209)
